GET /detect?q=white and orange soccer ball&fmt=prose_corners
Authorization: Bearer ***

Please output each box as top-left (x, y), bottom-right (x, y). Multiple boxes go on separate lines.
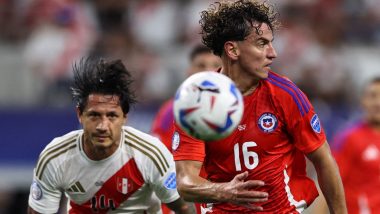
top-left (173, 71), bottom-right (244, 141)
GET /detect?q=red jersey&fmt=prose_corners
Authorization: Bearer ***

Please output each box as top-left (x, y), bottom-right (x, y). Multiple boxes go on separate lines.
top-left (151, 99), bottom-right (175, 151)
top-left (332, 122), bottom-right (380, 214)
top-left (173, 71), bottom-right (326, 213)
top-left (151, 99), bottom-right (204, 214)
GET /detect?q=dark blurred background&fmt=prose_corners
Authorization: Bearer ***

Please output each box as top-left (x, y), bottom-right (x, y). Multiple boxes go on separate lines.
top-left (0, 0), bottom-right (379, 213)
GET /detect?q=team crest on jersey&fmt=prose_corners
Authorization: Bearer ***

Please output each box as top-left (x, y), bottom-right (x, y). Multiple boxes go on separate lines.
top-left (116, 177), bottom-right (129, 194)
top-left (258, 113), bottom-right (278, 133)
top-left (164, 172), bottom-right (177, 189)
top-left (172, 131), bottom-right (180, 151)
top-left (31, 181), bottom-right (42, 200)
top-left (310, 114), bottom-right (321, 133)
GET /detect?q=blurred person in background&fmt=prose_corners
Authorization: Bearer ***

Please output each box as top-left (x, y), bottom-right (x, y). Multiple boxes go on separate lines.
top-left (332, 77), bottom-right (380, 213)
top-left (151, 44), bottom-right (222, 151)
top-left (173, 0), bottom-right (347, 213)
top-left (22, 0), bottom-right (96, 106)
top-left (27, 58), bottom-right (193, 214)
top-left (151, 44), bottom-right (221, 214)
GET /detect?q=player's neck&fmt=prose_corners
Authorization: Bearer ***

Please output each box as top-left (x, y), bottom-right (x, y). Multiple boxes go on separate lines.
top-left (221, 66), bottom-right (260, 96)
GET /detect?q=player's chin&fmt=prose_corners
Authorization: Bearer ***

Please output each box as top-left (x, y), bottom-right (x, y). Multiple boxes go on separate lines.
top-left (258, 68), bottom-right (270, 79)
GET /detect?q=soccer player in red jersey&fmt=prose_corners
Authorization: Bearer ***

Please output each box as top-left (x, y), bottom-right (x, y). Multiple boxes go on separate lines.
top-left (152, 45), bottom-right (221, 214)
top-left (332, 77), bottom-right (380, 213)
top-left (151, 45), bottom-right (222, 151)
top-left (173, 1), bottom-right (347, 213)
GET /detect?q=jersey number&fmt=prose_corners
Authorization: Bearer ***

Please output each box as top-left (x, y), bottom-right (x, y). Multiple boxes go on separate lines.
top-left (91, 195), bottom-right (116, 211)
top-left (234, 142), bottom-right (259, 171)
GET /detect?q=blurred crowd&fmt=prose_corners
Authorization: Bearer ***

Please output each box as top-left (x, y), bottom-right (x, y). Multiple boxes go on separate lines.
top-left (0, 0), bottom-right (380, 213)
top-left (1, 0), bottom-right (380, 110)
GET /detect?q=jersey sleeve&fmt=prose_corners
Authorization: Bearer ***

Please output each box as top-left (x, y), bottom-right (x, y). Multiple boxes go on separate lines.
top-left (274, 82), bottom-right (326, 154)
top-left (28, 162), bottom-right (62, 213)
top-left (145, 138), bottom-right (180, 204)
top-left (172, 123), bottom-right (205, 162)
top-left (151, 99), bottom-right (175, 151)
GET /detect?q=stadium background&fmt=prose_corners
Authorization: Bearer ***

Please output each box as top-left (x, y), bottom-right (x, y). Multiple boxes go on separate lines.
top-left (0, 0), bottom-right (379, 213)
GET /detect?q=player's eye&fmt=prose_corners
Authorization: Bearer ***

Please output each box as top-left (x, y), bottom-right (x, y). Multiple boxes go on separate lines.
top-left (88, 112), bottom-right (99, 117)
top-left (107, 113), bottom-right (119, 119)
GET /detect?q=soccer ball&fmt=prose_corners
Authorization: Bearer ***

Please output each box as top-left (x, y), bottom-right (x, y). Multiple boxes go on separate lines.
top-left (173, 71), bottom-right (244, 141)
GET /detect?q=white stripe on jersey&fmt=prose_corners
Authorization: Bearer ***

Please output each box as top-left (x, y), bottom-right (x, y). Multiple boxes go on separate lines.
top-left (283, 169), bottom-right (307, 213)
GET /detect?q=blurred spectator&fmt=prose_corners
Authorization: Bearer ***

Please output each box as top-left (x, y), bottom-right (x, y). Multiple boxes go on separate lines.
top-left (22, 0), bottom-right (97, 106)
top-left (151, 44), bottom-right (221, 151)
top-left (332, 77), bottom-right (380, 213)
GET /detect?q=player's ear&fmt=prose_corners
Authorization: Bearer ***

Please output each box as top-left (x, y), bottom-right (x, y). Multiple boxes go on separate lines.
top-left (224, 41), bottom-right (239, 60)
top-left (76, 106), bottom-right (83, 124)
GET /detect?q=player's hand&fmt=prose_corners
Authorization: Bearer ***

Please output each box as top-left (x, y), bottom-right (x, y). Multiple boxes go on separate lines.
top-left (216, 171), bottom-right (268, 211)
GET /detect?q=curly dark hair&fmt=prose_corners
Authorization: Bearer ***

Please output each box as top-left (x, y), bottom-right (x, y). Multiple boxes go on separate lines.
top-left (71, 57), bottom-right (137, 115)
top-left (200, 0), bottom-right (280, 56)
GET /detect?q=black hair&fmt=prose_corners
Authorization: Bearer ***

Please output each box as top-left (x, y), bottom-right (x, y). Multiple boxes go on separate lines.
top-left (71, 57), bottom-right (137, 115)
top-left (189, 44), bottom-right (214, 61)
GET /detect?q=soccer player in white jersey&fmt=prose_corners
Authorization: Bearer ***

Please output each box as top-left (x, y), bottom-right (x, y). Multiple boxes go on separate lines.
top-left (27, 58), bottom-right (194, 214)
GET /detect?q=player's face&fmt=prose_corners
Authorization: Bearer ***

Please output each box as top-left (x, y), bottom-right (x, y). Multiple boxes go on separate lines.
top-left (362, 81), bottom-right (380, 125)
top-left (187, 53), bottom-right (222, 76)
top-left (78, 94), bottom-right (126, 156)
top-left (236, 23), bottom-right (277, 79)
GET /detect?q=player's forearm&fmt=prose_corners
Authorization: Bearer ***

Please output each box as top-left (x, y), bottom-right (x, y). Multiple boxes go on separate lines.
top-left (177, 175), bottom-right (229, 203)
top-left (166, 198), bottom-right (196, 214)
top-left (27, 206), bottom-right (41, 214)
top-left (307, 142), bottom-right (347, 213)
top-left (314, 155), bottom-right (347, 213)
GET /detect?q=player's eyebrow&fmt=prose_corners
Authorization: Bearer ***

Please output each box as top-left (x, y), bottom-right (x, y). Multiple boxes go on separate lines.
top-left (257, 36), bottom-right (274, 43)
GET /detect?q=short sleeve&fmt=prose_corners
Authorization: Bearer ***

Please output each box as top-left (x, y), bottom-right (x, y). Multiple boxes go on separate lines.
top-left (172, 123), bottom-right (205, 162)
top-left (281, 89), bottom-right (326, 154)
top-left (28, 168), bottom-right (62, 213)
top-left (148, 142), bottom-right (180, 204)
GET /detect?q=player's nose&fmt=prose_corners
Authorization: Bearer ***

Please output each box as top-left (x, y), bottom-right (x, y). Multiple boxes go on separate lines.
top-left (267, 43), bottom-right (277, 59)
top-left (96, 118), bottom-right (110, 131)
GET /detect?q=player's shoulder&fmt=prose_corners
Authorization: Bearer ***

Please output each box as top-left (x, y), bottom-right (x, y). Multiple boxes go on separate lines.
top-left (35, 130), bottom-right (81, 180)
top-left (44, 130), bottom-right (81, 151)
top-left (158, 99), bottom-right (174, 113)
top-left (123, 126), bottom-right (172, 176)
top-left (123, 126), bottom-right (170, 156)
top-left (123, 126), bottom-right (173, 177)
top-left (264, 71), bottom-right (311, 116)
top-left (265, 71), bottom-right (302, 96)
top-left (123, 126), bottom-right (164, 148)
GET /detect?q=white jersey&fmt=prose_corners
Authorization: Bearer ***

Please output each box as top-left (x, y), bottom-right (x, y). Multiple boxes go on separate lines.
top-left (28, 126), bottom-right (180, 214)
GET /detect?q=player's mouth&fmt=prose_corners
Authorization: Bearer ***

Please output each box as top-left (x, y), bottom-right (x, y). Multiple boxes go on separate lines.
top-left (264, 63), bottom-right (272, 69)
top-left (94, 135), bottom-right (110, 141)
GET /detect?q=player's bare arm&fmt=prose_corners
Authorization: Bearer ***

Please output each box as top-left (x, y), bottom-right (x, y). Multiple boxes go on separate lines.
top-left (175, 160), bottom-right (268, 211)
top-left (306, 141), bottom-right (347, 214)
top-left (165, 198), bottom-right (196, 214)
top-left (27, 206), bottom-right (40, 214)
